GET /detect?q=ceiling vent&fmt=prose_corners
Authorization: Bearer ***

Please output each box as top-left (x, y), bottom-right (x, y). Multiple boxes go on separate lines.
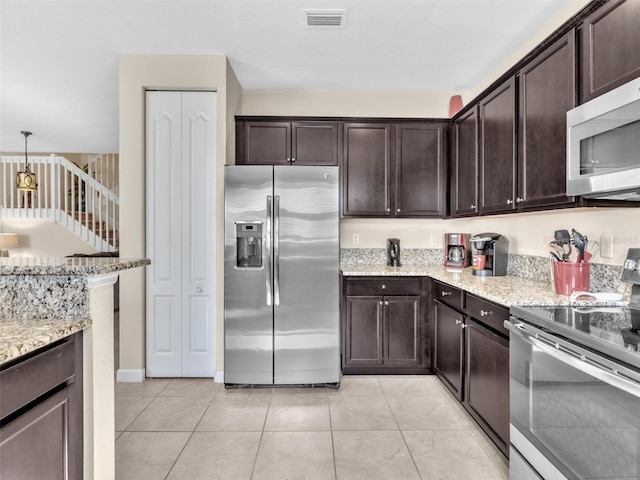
top-left (303, 9), bottom-right (347, 29)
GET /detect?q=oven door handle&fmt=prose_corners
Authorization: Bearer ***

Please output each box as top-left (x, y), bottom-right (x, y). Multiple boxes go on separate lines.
top-left (506, 320), bottom-right (640, 398)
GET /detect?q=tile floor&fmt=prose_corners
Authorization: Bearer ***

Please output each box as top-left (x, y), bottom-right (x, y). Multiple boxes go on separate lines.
top-left (115, 375), bottom-right (509, 480)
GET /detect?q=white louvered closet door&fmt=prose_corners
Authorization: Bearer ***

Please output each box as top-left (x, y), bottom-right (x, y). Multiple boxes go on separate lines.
top-left (146, 90), bottom-right (217, 377)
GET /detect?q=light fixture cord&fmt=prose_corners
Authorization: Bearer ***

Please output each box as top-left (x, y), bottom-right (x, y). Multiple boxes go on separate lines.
top-left (21, 131), bottom-right (32, 173)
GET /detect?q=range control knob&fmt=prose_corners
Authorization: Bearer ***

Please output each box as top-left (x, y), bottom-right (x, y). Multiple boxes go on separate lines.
top-left (624, 259), bottom-right (639, 271)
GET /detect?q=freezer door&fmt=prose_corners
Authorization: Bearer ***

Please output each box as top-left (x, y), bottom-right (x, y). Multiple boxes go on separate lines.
top-left (224, 166), bottom-right (274, 384)
top-left (273, 166), bottom-right (340, 384)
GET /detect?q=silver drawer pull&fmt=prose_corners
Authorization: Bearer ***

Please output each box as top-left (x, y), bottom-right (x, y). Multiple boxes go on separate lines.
top-left (441, 291), bottom-right (451, 297)
top-left (455, 319), bottom-right (462, 325)
top-left (480, 310), bottom-right (492, 316)
top-left (385, 301), bottom-right (389, 306)
top-left (381, 284), bottom-right (386, 289)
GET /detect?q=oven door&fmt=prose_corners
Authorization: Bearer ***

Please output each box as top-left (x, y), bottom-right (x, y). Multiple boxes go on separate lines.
top-left (506, 318), bottom-right (640, 480)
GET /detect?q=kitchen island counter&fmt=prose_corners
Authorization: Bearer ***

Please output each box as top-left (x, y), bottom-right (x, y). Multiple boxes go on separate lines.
top-left (341, 263), bottom-right (623, 307)
top-left (0, 317), bottom-right (91, 365)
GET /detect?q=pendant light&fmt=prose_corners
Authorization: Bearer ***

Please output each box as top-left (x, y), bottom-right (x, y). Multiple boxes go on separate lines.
top-left (16, 131), bottom-right (37, 191)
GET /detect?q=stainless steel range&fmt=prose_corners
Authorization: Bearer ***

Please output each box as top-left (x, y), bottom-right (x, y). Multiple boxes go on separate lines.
top-left (506, 249), bottom-right (640, 480)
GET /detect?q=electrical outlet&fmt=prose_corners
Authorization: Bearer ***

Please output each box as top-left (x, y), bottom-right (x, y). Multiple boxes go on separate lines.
top-left (430, 234), bottom-right (439, 247)
top-left (352, 234), bottom-right (360, 246)
top-left (600, 234), bottom-right (613, 258)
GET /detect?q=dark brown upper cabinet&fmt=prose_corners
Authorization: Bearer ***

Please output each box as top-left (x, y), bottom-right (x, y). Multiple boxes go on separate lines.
top-left (236, 119), bottom-right (339, 165)
top-left (517, 32), bottom-right (577, 209)
top-left (342, 122), bottom-right (392, 216)
top-left (394, 123), bottom-right (445, 216)
top-left (579, 0), bottom-right (640, 103)
top-left (342, 121), bottom-right (446, 218)
top-left (478, 77), bottom-right (517, 215)
top-left (452, 107), bottom-right (479, 217)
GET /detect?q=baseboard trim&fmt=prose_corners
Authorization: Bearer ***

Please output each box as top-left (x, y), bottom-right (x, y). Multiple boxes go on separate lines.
top-left (116, 368), bottom-right (146, 383)
top-left (214, 370), bottom-right (224, 383)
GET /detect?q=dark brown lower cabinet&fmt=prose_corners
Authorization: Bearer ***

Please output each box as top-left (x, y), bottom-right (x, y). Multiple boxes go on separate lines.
top-left (433, 282), bottom-right (510, 458)
top-left (342, 276), bottom-right (430, 374)
top-left (0, 332), bottom-right (83, 480)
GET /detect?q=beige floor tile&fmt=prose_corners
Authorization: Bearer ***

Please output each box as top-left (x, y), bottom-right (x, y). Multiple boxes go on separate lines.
top-left (127, 396), bottom-right (211, 431)
top-left (335, 376), bottom-right (384, 397)
top-left (333, 430), bottom-right (420, 480)
top-left (378, 375), bottom-right (441, 397)
top-left (252, 431), bottom-right (335, 480)
top-left (217, 386), bottom-right (274, 396)
top-left (115, 431), bottom-right (190, 480)
top-left (115, 431), bottom-right (123, 440)
top-left (159, 378), bottom-right (221, 397)
top-left (329, 396), bottom-right (398, 431)
top-left (196, 396), bottom-right (271, 432)
top-left (115, 379), bottom-right (170, 397)
top-left (387, 396), bottom-right (467, 430)
top-left (115, 396), bottom-right (154, 431)
top-left (264, 396), bottom-right (331, 431)
top-left (166, 432), bottom-right (261, 480)
top-left (271, 386), bottom-right (329, 396)
top-left (403, 429), bottom-right (507, 480)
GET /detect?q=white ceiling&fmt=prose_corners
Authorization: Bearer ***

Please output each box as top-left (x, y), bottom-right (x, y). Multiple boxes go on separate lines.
top-left (1, 0), bottom-right (577, 153)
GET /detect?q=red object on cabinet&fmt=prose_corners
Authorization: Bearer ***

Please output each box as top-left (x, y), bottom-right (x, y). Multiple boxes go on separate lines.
top-left (448, 95), bottom-right (464, 117)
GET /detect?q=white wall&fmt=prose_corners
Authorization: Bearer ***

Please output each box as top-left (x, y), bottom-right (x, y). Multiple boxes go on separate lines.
top-left (0, 219), bottom-right (98, 257)
top-left (118, 54), bottom-right (240, 377)
top-left (340, 208), bottom-right (639, 266)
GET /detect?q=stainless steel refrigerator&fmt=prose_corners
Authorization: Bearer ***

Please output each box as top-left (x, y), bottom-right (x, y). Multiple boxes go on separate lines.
top-left (224, 165), bottom-right (340, 386)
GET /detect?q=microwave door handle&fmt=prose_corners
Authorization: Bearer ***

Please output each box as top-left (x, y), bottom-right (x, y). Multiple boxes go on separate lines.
top-left (266, 195), bottom-right (272, 306)
top-left (505, 321), bottom-right (640, 398)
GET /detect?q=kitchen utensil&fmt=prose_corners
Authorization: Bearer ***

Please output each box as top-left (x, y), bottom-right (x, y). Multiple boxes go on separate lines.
top-left (547, 244), bottom-right (563, 262)
top-left (571, 228), bottom-right (587, 263)
top-left (554, 229), bottom-right (571, 244)
top-left (549, 241), bottom-right (570, 262)
top-left (569, 291), bottom-right (624, 302)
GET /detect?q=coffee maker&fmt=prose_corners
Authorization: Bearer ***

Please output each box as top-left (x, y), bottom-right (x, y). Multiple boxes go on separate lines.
top-left (387, 238), bottom-right (401, 267)
top-left (444, 233), bottom-right (471, 269)
top-left (470, 233), bottom-right (509, 276)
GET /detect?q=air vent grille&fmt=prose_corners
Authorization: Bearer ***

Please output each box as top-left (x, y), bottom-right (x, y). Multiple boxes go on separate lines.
top-left (304, 10), bottom-right (347, 29)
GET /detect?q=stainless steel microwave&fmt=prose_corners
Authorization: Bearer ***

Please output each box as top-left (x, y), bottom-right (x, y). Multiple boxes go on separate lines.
top-left (567, 77), bottom-right (640, 200)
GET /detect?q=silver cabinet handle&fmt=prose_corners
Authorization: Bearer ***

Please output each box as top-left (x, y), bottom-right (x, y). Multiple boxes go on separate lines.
top-left (381, 284), bottom-right (386, 289)
top-left (266, 195), bottom-right (273, 306)
top-left (461, 324), bottom-right (468, 329)
top-left (379, 300), bottom-right (383, 305)
top-left (455, 319), bottom-right (462, 325)
top-left (441, 291), bottom-right (451, 297)
top-left (291, 157), bottom-right (296, 163)
top-left (386, 208), bottom-right (390, 212)
top-left (385, 301), bottom-right (389, 306)
top-left (274, 195), bottom-right (281, 306)
top-left (516, 197), bottom-right (524, 203)
top-left (470, 204), bottom-right (476, 209)
top-left (506, 199), bottom-right (513, 205)
top-left (196, 287), bottom-right (203, 294)
top-left (397, 209), bottom-right (401, 213)
top-left (480, 310), bottom-right (492, 316)
top-left (286, 157), bottom-right (291, 163)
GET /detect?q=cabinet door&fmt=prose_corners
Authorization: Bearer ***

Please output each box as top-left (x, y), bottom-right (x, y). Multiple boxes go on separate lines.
top-left (244, 122), bottom-right (291, 164)
top-left (384, 296), bottom-right (420, 366)
top-left (395, 123), bottom-right (444, 217)
top-left (579, 0), bottom-right (640, 102)
top-left (344, 296), bottom-right (384, 365)
top-left (1, 387), bottom-right (74, 480)
top-left (464, 318), bottom-right (510, 457)
top-left (518, 33), bottom-right (576, 209)
top-left (342, 123), bottom-right (392, 216)
top-left (479, 78), bottom-right (517, 214)
top-left (433, 301), bottom-right (464, 401)
top-left (453, 108), bottom-right (479, 217)
top-left (292, 122), bottom-right (339, 165)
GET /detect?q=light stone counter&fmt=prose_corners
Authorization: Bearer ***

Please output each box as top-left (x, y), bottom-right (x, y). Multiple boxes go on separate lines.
top-left (0, 317), bottom-right (91, 364)
top-left (341, 263), bottom-right (626, 307)
top-left (0, 256), bottom-right (149, 480)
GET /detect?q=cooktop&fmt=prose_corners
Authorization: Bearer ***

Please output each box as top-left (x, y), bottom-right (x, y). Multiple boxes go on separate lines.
top-left (510, 304), bottom-right (640, 369)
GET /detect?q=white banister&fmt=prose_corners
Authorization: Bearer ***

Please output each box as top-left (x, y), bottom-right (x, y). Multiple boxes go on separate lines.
top-left (0, 154), bottom-right (119, 252)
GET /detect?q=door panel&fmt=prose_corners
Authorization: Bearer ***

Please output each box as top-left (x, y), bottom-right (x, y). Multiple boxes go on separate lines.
top-left (385, 296), bottom-right (420, 365)
top-left (181, 92), bottom-right (216, 376)
top-left (292, 122), bottom-right (339, 165)
top-left (146, 91), bottom-right (182, 377)
top-left (453, 108), bottom-right (478, 217)
top-left (245, 122), bottom-right (291, 164)
top-left (434, 301), bottom-right (464, 400)
top-left (224, 166), bottom-right (274, 384)
top-left (345, 296), bottom-right (384, 365)
top-left (273, 166), bottom-right (340, 384)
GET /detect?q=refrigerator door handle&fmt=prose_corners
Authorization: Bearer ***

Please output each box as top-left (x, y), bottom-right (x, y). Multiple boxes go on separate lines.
top-left (274, 195), bottom-right (281, 306)
top-left (266, 195), bottom-right (273, 306)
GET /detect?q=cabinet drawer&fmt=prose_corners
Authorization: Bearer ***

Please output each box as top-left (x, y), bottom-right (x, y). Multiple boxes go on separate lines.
top-left (465, 294), bottom-right (509, 335)
top-left (0, 335), bottom-right (76, 420)
top-left (345, 277), bottom-right (421, 296)
top-left (434, 281), bottom-right (463, 310)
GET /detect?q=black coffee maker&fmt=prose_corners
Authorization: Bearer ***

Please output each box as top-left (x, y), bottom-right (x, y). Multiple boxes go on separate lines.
top-left (387, 238), bottom-right (401, 267)
top-left (470, 233), bottom-right (508, 276)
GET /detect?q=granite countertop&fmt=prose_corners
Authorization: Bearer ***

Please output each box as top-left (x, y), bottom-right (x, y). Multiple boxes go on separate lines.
top-left (0, 317), bottom-right (91, 365)
top-left (0, 257), bottom-right (150, 275)
top-left (341, 263), bottom-right (625, 307)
